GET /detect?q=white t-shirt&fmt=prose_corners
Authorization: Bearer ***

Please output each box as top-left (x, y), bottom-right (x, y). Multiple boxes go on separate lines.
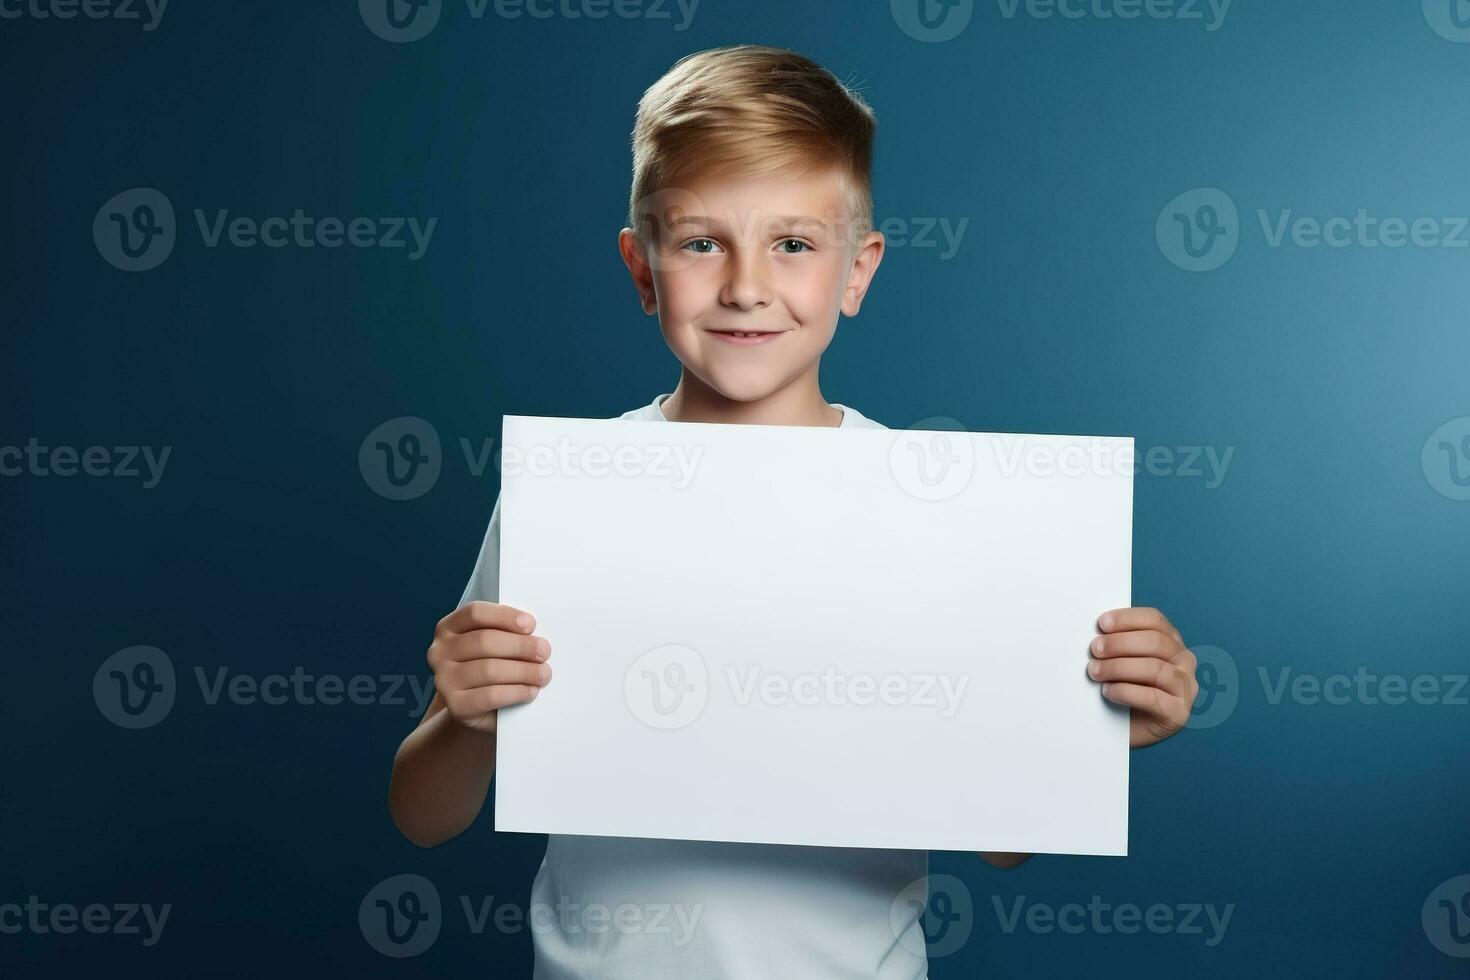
top-left (459, 393), bottom-right (931, 979)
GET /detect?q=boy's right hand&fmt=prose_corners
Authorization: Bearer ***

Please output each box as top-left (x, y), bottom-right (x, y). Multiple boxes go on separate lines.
top-left (426, 601), bottom-right (552, 734)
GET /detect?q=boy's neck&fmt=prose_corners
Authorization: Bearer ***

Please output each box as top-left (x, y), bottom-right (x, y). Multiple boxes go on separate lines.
top-left (661, 369), bottom-right (843, 428)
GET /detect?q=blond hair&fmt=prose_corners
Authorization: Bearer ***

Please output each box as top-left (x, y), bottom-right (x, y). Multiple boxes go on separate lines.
top-left (628, 45), bottom-right (876, 244)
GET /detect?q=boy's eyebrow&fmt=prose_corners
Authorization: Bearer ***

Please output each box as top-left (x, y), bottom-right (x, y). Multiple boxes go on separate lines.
top-left (665, 213), bottom-right (835, 232)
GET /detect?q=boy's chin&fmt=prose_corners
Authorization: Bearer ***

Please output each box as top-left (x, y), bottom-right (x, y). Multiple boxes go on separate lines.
top-left (695, 366), bottom-right (797, 405)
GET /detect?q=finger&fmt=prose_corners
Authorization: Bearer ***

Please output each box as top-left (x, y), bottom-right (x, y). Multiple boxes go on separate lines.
top-left (446, 683), bottom-right (542, 719)
top-left (1097, 607), bottom-right (1181, 642)
top-left (439, 601), bottom-right (536, 637)
top-left (1100, 681), bottom-right (1190, 725)
top-left (1089, 629), bottom-right (1181, 660)
top-left (1087, 656), bottom-right (1190, 696)
top-left (443, 628), bottom-right (549, 663)
top-left (449, 657), bottom-right (552, 691)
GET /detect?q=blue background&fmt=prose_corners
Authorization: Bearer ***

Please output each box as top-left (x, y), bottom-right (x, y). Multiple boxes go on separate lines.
top-left (4, 0), bottom-right (1468, 976)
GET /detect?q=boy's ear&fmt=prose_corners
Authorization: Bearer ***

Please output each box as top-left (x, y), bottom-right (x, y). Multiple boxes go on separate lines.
top-left (618, 228), bottom-right (658, 315)
top-left (840, 230), bottom-right (886, 318)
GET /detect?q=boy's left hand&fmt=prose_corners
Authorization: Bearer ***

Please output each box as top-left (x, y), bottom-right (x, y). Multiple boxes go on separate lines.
top-left (1087, 607), bottom-right (1198, 749)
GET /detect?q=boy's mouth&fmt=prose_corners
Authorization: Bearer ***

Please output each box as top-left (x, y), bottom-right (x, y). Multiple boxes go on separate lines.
top-left (707, 329), bottom-right (787, 346)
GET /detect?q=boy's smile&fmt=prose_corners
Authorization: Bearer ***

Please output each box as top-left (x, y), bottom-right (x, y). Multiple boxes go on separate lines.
top-left (619, 166), bottom-right (884, 421)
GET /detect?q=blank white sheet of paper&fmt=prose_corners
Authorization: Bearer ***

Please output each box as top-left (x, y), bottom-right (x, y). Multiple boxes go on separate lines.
top-left (494, 414), bottom-right (1133, 856)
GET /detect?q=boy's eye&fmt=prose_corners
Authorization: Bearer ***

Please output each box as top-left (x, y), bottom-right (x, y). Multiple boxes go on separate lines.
top-left (682, 238), bottom-right (719, 253)
top-left (777, 239), bottom-right (810, 254)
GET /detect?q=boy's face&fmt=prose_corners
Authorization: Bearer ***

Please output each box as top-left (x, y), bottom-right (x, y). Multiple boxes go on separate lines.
top-left (619, 166), bottom-right (884, 403)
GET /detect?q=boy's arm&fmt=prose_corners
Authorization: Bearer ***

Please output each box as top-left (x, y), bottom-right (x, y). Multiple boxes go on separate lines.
top-left (388, 690), bottom-right (498, 848)
top-left (387, 602), bottom-right (552, 848)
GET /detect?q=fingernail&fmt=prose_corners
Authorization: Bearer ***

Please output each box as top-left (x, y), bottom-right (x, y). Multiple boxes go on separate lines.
top-left (1099, 613), bottom-right (1114, 630)
top-left (539, 664), bottom-right (552, 684)
top-left (1091, 637), bottom-right (1104, 655)
top-left (1087, 660), bottom-right (1100, 678)
top-left (517, 614), bottom-right (533, 631)
top-left (538, 638), bottom-right (551, 660)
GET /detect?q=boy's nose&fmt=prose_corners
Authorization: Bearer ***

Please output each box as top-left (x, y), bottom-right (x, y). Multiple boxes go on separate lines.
top-left (719, 252), bottom-right (771, 310)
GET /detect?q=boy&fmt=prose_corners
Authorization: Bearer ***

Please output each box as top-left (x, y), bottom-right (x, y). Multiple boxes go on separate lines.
top-left (388, 44), bottom-right (1199, 978)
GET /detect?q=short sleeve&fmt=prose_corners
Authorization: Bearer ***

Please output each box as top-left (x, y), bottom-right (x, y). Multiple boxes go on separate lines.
top-left (457, 494), bottom-right (502, 607)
